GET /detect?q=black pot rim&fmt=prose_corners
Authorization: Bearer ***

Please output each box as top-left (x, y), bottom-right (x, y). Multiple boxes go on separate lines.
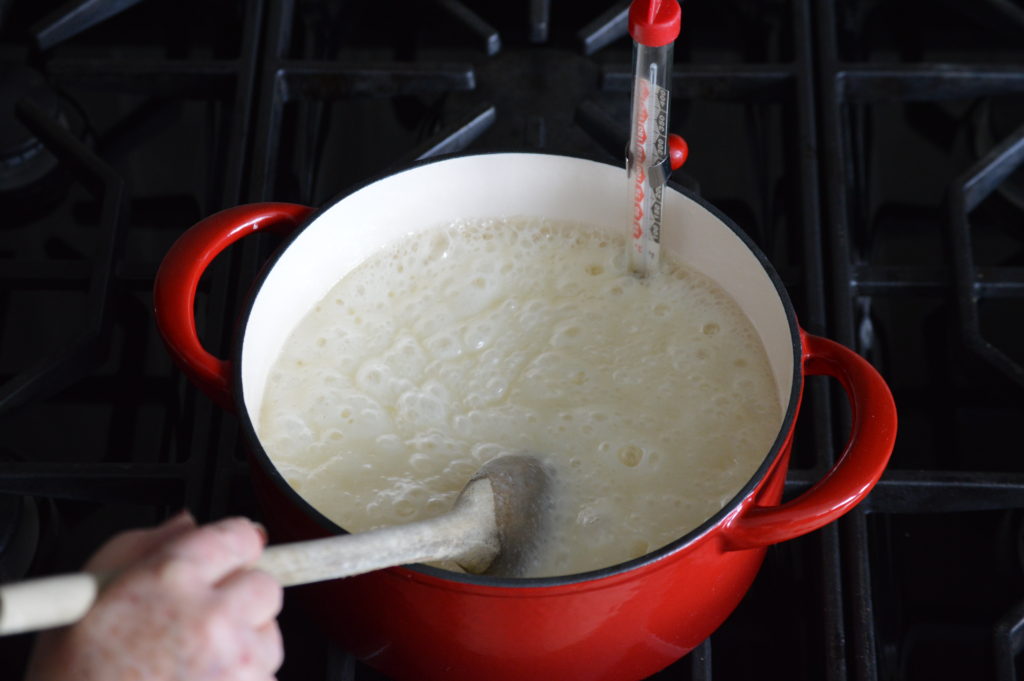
top-left (231, 151), bottom-right (803, 589)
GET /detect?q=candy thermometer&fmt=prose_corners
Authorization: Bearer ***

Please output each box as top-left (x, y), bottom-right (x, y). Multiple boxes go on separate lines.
top-left (627, 0), bottom-right (687, 277)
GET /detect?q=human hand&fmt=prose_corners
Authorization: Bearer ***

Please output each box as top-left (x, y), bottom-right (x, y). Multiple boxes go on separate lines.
top-left (24, 512), bottom-right (283, 681)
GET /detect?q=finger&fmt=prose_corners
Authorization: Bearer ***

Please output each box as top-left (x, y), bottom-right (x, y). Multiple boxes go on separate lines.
top-left (86, 510), bottom-right (196, 572)
top-left (234, 620), bottom-right (285, 677)
top-left (216, 569), bottom-right (283, 626)
top-left (160, 517), bottom-right (265, 584)
top-left (251, 620), bottom-right (285, 674)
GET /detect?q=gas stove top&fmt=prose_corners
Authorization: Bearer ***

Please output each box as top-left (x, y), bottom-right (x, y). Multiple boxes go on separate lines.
top-left (2, 1), bottom-right (1023, 679)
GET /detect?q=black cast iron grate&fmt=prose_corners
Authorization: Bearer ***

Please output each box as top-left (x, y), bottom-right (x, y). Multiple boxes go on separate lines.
top-left (1, 1), bottom-right (1023, 679)
top-left (815, 1), bottom-right (1024, 679)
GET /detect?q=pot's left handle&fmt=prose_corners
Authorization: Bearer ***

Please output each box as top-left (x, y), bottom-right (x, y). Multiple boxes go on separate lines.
top-left (154, 203), bottom-right (314, 410)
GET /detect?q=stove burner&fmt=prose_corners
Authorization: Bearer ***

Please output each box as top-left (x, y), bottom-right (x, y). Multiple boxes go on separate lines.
top-left (0, 65), bottom-right (78, 223)
top-left (972, 96), bottom-right (1024, 211)
top-left (0, 66), bottom-right (65, 192)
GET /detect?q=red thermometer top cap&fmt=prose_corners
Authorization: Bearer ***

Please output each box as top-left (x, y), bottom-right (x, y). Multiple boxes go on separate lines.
top-left (628, 0), bottom-right (682, 48)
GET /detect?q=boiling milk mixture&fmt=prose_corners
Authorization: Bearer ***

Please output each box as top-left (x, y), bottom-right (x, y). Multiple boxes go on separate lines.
top-left (258, 217), bottom-right (783, 577)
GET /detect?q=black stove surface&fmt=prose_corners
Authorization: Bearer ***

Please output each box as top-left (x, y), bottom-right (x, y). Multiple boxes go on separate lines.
top-left (2, 1), bottom-right (1024, 680)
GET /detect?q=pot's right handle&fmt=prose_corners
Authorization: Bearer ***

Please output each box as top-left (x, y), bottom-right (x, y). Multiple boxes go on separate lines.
top-left (153, 203), bottom-right (314, 411)
top-left (721, 331), bottom-right (897, 551)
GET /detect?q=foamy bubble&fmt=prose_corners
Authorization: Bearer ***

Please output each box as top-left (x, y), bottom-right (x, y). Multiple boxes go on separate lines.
top-left (617, 444), bottom-right (644, 467)
top-left (382, 335), bottom-right (427, 377)
top-left (550, 321), bottom-right (585, 348)
top-left (410, 450), bottom-right (445, 474)
top-left (463, 320), bottom-right (498, 351)
top-left (470, 442), bottom-right (512, 462)
top-left (396, 389), bottom-right (449, 427)
top-left (375, 434), bottom-right (404, 455)
top-left (464, 377), bottom-right (508, 408)
top-left (272, 416), bottom-right (314, 452)
top-left (424, 330), bottom-right (463, 360)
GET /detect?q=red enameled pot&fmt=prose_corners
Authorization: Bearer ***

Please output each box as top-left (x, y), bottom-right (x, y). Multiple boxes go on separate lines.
top-left (154, 153), bottom-right (897, 681)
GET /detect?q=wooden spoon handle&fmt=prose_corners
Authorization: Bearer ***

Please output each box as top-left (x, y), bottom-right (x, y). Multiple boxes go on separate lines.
top-left (0, 572), bottom-right (112, 636)
top-left (260, 480), bottom-right (498, 586)
top-left (0, 479), bottom-right (498, 636)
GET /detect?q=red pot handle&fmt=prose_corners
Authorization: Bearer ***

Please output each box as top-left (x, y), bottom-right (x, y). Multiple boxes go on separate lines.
top-left (153, 203), bottom-right (314, 411)
top-left (722, 331), bottom-right (897, 551)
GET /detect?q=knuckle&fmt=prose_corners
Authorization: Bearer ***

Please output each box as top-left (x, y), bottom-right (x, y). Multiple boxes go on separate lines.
top-left (197, 609), bottom-right (232, 652)
top-left (164, 524), bottom-right (218, 561)
top-left (165, 521), bottom-right (256, 571)
top-left (218, 571), bottom-right (282, 621)
top-left (208, 517), bottom-right (263, 556)
top-left (211, 516), bottom-right (257, 538)
top-left (153, 555), bottom-right (194, 586)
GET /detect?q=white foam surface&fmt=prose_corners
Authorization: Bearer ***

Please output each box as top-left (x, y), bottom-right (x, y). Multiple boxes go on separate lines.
top-left (258, 218), bottom-right (783, 577)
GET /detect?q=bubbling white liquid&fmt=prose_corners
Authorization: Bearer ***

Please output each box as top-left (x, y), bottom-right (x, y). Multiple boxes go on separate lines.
top-left (258, 217), bottom-right (783, 577)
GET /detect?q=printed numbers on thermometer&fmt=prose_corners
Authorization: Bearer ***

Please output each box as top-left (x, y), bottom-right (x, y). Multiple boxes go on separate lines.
top-left (629, 77), bottom-right (670, 274)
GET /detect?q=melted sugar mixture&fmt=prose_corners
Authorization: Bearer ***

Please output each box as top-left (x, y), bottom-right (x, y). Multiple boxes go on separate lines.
top-left (258, 217), bottom-right (783, 577)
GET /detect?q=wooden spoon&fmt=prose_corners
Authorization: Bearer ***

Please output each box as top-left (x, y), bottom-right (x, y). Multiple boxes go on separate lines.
top-left (0, 454), bottom-right (553, 636)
